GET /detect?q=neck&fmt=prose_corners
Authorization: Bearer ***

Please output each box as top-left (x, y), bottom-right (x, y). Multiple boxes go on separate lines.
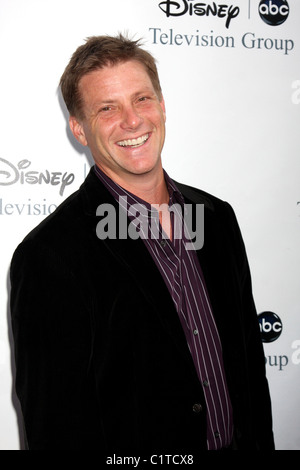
top-left (96, 163), bottom-right (169, 206)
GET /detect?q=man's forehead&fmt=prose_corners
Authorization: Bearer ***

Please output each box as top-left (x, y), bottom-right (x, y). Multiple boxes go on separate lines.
top-left (80, 60), bottom-right (150, 85)
top-left (78, 61), bottom-right (155, 101)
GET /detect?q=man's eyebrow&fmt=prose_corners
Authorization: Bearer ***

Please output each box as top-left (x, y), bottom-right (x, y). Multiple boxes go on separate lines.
top-left (96, 99), bottom-right (117, 105)
top-left (132, 88), bottom-right (156, 97)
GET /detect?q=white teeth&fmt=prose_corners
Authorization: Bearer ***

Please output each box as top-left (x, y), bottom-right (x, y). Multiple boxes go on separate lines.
top-left (117, 134), bottom-right (149, 148)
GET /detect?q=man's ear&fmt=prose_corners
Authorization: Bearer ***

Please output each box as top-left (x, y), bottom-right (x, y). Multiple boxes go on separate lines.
top-left (160, 96), bottom-right (166, 122)
top-left (69, 116), bottom-right (88, 146)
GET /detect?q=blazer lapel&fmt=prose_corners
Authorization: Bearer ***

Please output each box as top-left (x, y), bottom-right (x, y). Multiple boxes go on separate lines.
top-left (175, 180), bottom-right (236, 347)
top-left (174, 181), bottom-right (225, 319)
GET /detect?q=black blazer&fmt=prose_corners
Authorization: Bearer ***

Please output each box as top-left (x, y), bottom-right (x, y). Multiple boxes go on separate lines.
top-left (10, 168), bottom-right (274, 452)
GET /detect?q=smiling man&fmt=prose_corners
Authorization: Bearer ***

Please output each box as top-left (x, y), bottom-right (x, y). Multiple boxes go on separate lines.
top-left (69, 60), bottom-right (169, 210)
top-left (71, 61), bottom-right (166, 180)
top-left (10, 34), bottom-right (274, 453)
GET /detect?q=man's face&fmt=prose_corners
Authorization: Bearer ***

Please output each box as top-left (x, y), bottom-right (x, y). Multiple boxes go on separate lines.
top-left (70, 60), bottom-right (166, 185)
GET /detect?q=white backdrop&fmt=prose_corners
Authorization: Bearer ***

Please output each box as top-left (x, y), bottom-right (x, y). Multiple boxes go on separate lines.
top-left (0, 0), bottom-right (299, 450)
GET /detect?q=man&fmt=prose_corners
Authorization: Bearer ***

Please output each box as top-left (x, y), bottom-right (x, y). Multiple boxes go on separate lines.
top-left (10, 34), bottom-right (274, 452)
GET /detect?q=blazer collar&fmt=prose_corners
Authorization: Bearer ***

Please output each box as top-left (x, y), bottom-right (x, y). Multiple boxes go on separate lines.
top-left (174, 180), bottom-right (215, 212)
top-left (80, 166), bottom-right (216, 212)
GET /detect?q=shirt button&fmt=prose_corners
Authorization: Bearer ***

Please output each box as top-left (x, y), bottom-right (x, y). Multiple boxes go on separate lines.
top-left (203, 380), bottom-right (209, 388)
top-left (193, 329), bottom-right (198, 336)
top-left (214, 431), bottom-right (220, 439)
top-left (192, 403), bottom-right (203, 414)
top-left (160, 239), bottom-right (167, 247)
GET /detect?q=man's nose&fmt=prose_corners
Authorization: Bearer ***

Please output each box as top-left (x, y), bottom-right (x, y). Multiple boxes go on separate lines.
top-left (120, 105), bottom-right (143, 130)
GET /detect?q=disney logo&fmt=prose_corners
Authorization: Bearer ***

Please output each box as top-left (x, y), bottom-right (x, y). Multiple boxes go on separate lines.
top-left (0, 158), bottom-right (75, 196)
top-left (159, 1), bottom-right (240, 28)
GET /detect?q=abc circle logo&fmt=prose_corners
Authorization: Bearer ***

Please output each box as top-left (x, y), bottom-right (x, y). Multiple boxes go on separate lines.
top-left (259, 0), bottom-right (289, 26)
top-left (258, 312), bottom-right (283, 343)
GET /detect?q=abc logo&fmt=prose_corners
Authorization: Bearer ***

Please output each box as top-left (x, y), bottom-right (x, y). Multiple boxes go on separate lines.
top-left (258, 312), bottom-right (283, 343)
top-left (259, 0), bottom-right (289, 26)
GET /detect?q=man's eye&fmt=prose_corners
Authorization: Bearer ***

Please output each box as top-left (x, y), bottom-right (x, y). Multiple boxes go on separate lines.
top-left (137, 96), bottom-right (149, 103)
top-left (100, 106), bottom-right (112, 112)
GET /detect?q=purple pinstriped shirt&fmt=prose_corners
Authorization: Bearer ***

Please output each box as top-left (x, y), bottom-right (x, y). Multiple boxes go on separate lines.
top-left (94, 165), bottom-right (233, 450)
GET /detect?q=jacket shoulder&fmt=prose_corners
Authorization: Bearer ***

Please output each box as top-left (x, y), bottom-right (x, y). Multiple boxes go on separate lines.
top-left (22, 189), bottom-right (82, 245)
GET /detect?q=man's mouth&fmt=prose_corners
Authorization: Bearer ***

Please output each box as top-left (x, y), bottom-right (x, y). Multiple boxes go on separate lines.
top-left (117, 133), bottom-right (150, 149)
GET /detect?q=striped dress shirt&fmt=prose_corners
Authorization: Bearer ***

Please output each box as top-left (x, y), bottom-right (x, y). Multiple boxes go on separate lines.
top-left (94, 165), bottom-right (233, 450)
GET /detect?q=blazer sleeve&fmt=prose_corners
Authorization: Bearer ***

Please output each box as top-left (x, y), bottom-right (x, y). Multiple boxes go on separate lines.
top-left (223, 202), bottom-right (275, 450)
top-left (10, 238), bottom-right (102, 449)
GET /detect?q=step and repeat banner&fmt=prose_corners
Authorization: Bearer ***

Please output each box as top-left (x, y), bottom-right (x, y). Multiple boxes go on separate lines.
top-left (0, 0), bottom-right (299, 450)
